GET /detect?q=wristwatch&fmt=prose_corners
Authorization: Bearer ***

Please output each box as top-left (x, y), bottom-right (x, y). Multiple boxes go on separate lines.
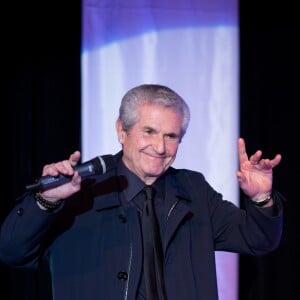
top-left (252, 195), bottom-right (272, 207)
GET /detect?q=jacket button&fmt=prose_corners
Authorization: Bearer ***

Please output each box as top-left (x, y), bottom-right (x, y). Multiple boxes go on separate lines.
top-left (17, 208), bottom-right (24, 216)
top-left (117, 271), bottom-right (128, 281)
top-left (118, 214), bottom-right (127, 223)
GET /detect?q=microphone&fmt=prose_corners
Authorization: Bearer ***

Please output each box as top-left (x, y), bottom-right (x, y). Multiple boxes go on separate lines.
top-left (25, 154), bottom-right (116, 191)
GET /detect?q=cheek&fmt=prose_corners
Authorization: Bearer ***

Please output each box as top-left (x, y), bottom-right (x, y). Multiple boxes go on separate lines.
top-left (123, 134), bottom-right (142, 152)
top-left (166, 142), bottom-right (179, 155)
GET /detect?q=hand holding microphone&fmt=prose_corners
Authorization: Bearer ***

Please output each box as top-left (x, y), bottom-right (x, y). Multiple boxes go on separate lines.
top-left (26, 151), bottom-right (116, 201)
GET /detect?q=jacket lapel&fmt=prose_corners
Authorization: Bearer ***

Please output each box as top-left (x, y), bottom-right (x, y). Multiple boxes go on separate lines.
top-left (163, 171), bottom-right (193, 251)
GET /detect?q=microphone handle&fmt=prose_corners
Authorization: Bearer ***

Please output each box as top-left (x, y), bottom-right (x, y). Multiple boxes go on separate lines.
top-left (26, 159), bottom-right (98, 191)
top-left (25, 174), bottom-right (73, 191)
top-left (25, 154), bottom-right (115, 191)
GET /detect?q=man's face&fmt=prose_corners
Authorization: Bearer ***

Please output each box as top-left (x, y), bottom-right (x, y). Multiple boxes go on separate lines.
top-left (116, 103), bottom-right (183, 185)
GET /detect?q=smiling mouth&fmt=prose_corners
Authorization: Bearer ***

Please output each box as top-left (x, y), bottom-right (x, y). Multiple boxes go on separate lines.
top-left (144, 153), bottom-right (166, 160)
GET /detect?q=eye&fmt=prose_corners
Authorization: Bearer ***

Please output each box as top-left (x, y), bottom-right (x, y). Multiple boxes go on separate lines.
top-left (144, 127), bottom-right (154, 134)
top-left (166, 133), bottom-right (180, 141)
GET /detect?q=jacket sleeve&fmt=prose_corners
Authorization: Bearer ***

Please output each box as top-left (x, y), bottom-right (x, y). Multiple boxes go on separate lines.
top-left (211, 187), bottom-right (284, 256)
top-left (0, 192), bottom-right (63, 268)
top-left (181, 170), bottom-right (285, 256)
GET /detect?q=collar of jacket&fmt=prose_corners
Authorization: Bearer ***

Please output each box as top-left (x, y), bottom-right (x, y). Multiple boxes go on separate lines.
top-left (89, 152), bottom-right (193, 213)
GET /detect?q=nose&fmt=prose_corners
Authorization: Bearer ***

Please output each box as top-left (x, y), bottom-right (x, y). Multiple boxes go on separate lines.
top-left (153, 135), bottom-right (166, 154)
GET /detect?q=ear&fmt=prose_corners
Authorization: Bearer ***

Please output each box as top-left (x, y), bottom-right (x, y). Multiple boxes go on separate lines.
top-left (116, 119), bottom-right (126, 144)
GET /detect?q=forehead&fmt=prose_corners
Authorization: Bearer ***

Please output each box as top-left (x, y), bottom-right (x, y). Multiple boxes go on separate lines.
top-left (136, 103), bottom-right (183, 129)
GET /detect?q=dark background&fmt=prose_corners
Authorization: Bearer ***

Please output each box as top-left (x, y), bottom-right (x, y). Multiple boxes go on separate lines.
top-left (1, 1), bottom-right (298, 299)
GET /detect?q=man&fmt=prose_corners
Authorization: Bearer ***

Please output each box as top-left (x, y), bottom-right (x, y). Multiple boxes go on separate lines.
top-left (0, 84), bottom-right (284, 299)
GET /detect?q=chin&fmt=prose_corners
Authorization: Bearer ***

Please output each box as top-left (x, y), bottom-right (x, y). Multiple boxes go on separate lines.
top-left (146, 168), bottom-right (165, 178)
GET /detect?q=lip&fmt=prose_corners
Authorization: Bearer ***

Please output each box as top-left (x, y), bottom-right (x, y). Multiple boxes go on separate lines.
top-left (144, 153), bottom-right (166, 160)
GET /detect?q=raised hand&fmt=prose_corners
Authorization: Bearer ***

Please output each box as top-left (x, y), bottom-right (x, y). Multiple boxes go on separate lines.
top-left (236, 138), bottom-right (282, 200)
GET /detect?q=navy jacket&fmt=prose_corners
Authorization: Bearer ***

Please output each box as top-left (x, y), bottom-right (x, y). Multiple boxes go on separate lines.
top-left (0, 153), bottom-right (284, 300)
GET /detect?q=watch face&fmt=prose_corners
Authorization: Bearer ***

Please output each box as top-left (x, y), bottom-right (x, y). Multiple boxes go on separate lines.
top-left (253, 196), bottom-right (272, 207)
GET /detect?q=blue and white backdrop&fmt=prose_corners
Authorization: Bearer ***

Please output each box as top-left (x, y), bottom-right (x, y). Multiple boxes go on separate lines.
top-left (81, 1), bottom-right (239, 299)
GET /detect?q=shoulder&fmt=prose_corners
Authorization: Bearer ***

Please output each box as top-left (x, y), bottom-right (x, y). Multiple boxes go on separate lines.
top-left (168, 166), bottom-right (206, 182)
top-left (166, 167), bottom-right (210, 195)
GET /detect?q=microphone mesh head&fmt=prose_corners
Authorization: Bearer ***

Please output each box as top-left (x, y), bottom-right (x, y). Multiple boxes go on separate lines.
top-left (95, 155), bottom-right (116, 174)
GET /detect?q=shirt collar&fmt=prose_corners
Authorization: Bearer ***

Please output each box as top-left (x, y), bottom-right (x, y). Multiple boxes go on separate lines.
top-left (117, 159), bottom-right (145, 203)
top-left (117, 159), bottom-right (167, 202)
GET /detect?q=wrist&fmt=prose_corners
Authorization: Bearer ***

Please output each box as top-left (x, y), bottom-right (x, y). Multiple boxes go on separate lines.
top-left (251, 193), bottom-right (273, 207)
top-left (251, 192), bottom-right (271, 202)
top-left (35, 193), bottom-right (63, 211)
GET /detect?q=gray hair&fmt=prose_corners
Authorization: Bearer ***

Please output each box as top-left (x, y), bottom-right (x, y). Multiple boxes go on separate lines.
top-left (118, 84), bottom-right (190, 139)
